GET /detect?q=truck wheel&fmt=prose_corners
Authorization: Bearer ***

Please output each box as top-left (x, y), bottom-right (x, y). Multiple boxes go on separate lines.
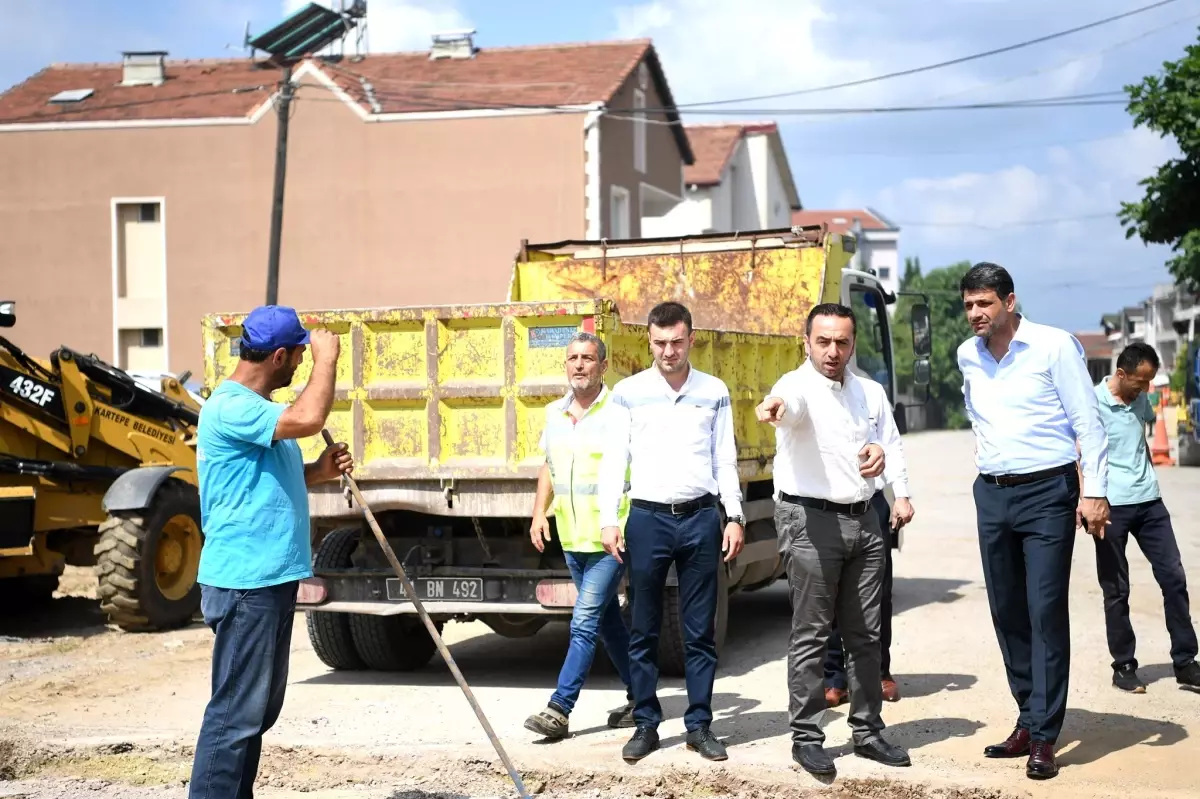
top-left (481, 614), bottom-right (547, 638)
top-left (95, 480), bottom-right (203, 632)
top-left (305, 527), bottom-right (366, 670)
top-left (625, 565), bottom-right (730, 679)
top-left (349, 614), bottom-right (441, 671)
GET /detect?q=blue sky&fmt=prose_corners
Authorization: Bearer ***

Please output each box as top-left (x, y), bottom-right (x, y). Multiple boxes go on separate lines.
top-left (3, 0), bottom-right (1196, 332)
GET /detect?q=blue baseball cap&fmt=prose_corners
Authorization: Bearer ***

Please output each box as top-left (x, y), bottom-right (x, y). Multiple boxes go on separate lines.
top-left (240, 305), bottom-right (311, 351)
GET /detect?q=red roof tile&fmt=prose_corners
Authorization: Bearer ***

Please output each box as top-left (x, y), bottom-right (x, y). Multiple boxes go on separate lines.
top-left (682, 122), bottom-right (783, 187)
top-left (1074, 332), bottom-right (1114, 359)
top-left (791, 209), bottom-right (896, 233)
top-left (0, 60), bottom-right (277, 124)
top-left (326, 40), bottom-right (652, 113)
top-left (683, 124), bottom-right (744, 186)
top-left (0, 39), bottom-right (675, 128)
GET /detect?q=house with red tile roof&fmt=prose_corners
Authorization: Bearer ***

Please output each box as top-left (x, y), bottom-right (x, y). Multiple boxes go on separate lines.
top-left (792, 208), bottom-right (901, 296)
top-left (0, 33), bottom-right (693, 376)
top-left (644, 122), bottom-right (801, 237)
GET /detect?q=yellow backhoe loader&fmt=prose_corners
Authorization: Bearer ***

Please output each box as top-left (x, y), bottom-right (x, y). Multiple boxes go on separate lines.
top-left (0, 300), bottom-right (204, 631)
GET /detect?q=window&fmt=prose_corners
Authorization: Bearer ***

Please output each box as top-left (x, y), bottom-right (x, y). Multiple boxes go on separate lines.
top-left (610, 186), bottom-right (630, 239)
top-left (633, 89), bottom-right (646, 174)
top-left (140, 328), bottom-right (161, 347)
top-left (849, 286), bottom-right (894, 403)
top-left (878, 267), bottom-right (891, 280)
top-left (138, 203), bottom-right (159, 222)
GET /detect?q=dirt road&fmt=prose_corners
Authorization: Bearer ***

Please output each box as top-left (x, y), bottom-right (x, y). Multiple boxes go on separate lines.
top-left (2, 430), bottom-right (1198, 798)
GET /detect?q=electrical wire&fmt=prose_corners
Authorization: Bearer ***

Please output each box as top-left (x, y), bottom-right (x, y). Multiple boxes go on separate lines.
top-left (670, 0), bottom-right (1184, 108)
top-left (893, 212), bottom-right (1118, 229)
top-left (0, 84), bottom-right (273, 125)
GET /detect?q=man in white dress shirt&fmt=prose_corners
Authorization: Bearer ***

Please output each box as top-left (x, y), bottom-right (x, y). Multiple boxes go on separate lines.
top-left (599, 301), bottom-right (745, 765)
top-left (824, 375), bottom-right (915, 706)
top-left (756, 303), bottom-right (911, 777)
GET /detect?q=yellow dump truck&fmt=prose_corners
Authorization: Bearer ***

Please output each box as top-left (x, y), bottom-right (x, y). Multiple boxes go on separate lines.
top-left (200, 226), bottom-right (931, 676)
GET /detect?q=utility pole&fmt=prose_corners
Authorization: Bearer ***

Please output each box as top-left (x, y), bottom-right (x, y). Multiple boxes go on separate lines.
top-left (265, 63), bottom-right (295, 306)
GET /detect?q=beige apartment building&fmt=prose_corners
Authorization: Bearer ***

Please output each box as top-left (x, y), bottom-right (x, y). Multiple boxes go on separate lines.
top-left (0, 35), bottom-right (693, 376)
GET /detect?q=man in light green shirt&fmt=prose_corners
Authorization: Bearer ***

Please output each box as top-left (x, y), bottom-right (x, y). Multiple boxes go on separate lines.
top-left (1091, 342), bottom-right (1199, 694)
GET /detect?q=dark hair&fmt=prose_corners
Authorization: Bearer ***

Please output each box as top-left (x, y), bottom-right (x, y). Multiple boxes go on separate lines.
top-left (239, 340), bottom-right (297, 363)
top-left (806, 303), bottom-right (856, 337)
top-left (960, 262), bottom-right (1015, 300)
top-left (647, 301), bottom-right (692, 332)
top-left (1116, 341), bottom-right (1160, 374)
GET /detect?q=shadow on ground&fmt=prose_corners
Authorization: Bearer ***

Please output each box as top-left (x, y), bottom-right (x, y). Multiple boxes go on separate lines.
top-left (1057, 707), bottom-right (1188, 767)
top-left (302, 577), bottom-right (973, 688)
top-left (0, 596), bottom-right (111, 641)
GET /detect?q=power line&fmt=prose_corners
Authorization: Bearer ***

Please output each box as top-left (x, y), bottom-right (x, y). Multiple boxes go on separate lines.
top-left (895, 212), bottom-right (1118, 229)
top-left (927, 10), bottom-right (1200, 103)
top-left (672, 0), bottom-right (1183, 108)
top-left (0, 84), bottom-right (272, 125)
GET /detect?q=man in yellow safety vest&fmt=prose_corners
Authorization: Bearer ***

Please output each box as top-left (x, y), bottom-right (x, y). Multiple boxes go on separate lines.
top-left (523, 331), bottom-right (635, 739)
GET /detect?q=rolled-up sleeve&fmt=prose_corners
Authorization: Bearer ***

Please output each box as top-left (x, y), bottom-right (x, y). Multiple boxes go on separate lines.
top-left (598, 392), bottom-right (633, 529)
top-left (1053, 334), bottom-right (1110, 497)
top-left (765, 372), bottom-right (808, 426)
top-left (876, 395), bottom-right (910, 498)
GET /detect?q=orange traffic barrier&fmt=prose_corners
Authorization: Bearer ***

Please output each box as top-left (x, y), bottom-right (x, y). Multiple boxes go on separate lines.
top-left (1152, 408), bottom-right (1175, 466)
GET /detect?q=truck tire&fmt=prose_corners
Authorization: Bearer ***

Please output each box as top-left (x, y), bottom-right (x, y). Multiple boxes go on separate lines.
top-left (349, 613), bottom-right (441, 671)
top-left (657, 564), bottom-right (730, 678)
top-left (94, 480), bottom-right (203, 632)
top-left (305, 527), bottom-right (365, 670)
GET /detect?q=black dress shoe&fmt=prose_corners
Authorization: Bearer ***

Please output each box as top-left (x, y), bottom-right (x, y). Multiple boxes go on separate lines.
top-left (1026, 741), bottom-right (1058, 780)
top-left (854, 737), bottom-right (911, 767)
top-left (792, 743), bottom-right (836, 776)
top-left (984, 726), bottom-right (1030, 758)
top-left (686, 726), bottom-right (728, 761)
top-left (622, 725), bottom-right (659, 763)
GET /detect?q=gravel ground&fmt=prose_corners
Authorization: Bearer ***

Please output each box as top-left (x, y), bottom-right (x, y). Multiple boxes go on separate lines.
top-left (2, 429), bottom-right (1198, 798)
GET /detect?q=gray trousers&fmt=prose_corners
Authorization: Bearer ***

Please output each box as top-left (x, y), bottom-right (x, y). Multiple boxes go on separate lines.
top-left (777, 498), bottom-right (887, 745)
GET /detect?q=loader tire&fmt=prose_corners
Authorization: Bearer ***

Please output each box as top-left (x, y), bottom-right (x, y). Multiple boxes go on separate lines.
top-left (95, 480), bottom-right (203, 632)
top-left (349, 613), bottom-right (441, 672)
top-left (635, 564), bottom-right (730, 679)
top-left (305, 527), bottom-right (365, 670)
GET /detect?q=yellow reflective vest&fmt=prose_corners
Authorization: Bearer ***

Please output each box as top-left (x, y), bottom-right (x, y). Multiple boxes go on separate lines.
top-left (540, 387), bottom-right (629, 553)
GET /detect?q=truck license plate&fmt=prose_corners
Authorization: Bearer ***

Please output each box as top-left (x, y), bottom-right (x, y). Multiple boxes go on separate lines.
top-left (386, 577), bottom-right (483, 602)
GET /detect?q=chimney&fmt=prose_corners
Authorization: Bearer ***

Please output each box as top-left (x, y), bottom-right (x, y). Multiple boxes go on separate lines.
top-left (429, 30), bottom-right (477, 60)
top-left (121, 51), bottom-right (167, 86)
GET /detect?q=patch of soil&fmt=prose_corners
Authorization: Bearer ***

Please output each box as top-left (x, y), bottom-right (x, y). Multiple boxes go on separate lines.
top-left (0, 738), bottom-right (1028, 799)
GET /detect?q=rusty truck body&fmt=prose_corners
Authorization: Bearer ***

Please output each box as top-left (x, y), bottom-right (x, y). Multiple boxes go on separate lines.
top-left (200, 226), bottom-right (931, 676)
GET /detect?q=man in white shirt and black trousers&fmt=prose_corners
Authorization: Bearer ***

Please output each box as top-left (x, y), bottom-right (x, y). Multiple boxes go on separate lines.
top-left (757, 303), bottom-right (911, 777)
top-left (599, 301), bottom-right (745, 765)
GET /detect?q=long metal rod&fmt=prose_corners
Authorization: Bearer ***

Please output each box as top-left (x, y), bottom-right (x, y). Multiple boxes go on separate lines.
top-left (265, 63), bottom-right (295, 306)
top-left (320, 430), bottom-right (531, 799)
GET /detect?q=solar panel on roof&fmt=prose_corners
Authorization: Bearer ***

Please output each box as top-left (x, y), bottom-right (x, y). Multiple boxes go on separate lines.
top-left (247, 2), bottom-right (360, 61)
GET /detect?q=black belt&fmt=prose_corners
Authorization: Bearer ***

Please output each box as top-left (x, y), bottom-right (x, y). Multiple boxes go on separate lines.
top-left (631, 494), bottom-right (716, 516)
top-left (779, 492), bottom-right (871, 517)
top-left (979, 463), bottom-right (1073, 487)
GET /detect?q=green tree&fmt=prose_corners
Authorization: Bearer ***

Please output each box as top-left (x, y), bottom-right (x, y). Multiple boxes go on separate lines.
top-left (891, 259), bottom-right (975, 429)
top-left (1118, 29), bottom-right (1200, 290)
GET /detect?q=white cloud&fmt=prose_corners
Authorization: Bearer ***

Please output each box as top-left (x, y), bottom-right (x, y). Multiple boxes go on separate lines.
top-left (282, 0), bottom-right (470, 53)
top-left (609, 0), bottom-right (1109, 112)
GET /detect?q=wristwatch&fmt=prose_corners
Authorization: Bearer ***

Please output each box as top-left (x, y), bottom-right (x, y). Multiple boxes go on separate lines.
top-left (727, 514), bottom-right (746, 526)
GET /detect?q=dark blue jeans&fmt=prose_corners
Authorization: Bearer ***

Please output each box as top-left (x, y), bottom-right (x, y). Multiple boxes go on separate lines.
top-left (1095, 498), bottom-right (1198, 670)
top-left (625, 501), bottom-right (721, 732)
top-left (974, 470), bottom-right (1078, 744)
top-left (189, 581), bottom-right (298, 799)
top-left (825, 490), bottom-right (894, 688)
top-left (549, 550), bottom-right (632, 714)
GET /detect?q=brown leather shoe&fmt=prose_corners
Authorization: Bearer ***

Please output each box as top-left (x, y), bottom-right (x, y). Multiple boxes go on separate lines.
top-left (881, 679), bottom-right (900, 702)
top-left (1026, 741), bottom-right (1058, 779)
top-left (825, 687), bottom-right (848, 708)
top-left (983, 726), bottom-right (1030, 758)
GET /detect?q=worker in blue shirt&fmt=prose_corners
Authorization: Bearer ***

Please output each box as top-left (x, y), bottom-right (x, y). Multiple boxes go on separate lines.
top-left (189, 305), bottom-right (353, 799)
top-left (1091, 342), bottom-right (1200, 694)
top-left (956, 263), bottom-right (1109, 782)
